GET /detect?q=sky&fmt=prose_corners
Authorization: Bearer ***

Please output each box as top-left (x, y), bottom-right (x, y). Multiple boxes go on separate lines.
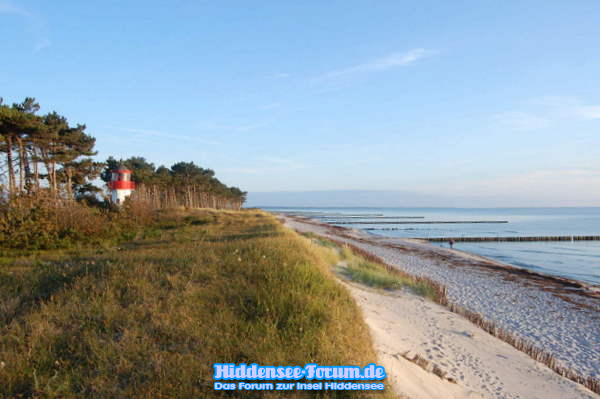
top-left (1, 0), bottom-right (599, 206)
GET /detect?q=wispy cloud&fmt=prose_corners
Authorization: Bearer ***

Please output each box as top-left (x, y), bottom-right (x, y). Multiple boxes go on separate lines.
top-left (259, 102), bottom-right (281, 111)
top-left (531, 96), bottom-right (600, 120)
top-left (234, 122), bottom-right (269, 132)
top-left (275, 73), bottom-right (290, 79)
top-left (222, 156), bottom-right (307, 175)
top-left (1, 0), bottom-right (51, 52)
top-left (258, 156), bottom-right (297, 165)
top-left (116, 127), bottom-right (220, 145)
top-left (33, 38), bottom-right (51, 52)
top-left (574, 105), bottom-right (600, 120)
top-left (529, 96), bottom-right (580, 108)
top-left (314, 48), bottom-right (435, 82)
top-left (0, 0), bottom-right (29, 15)
top-left (494, 96), bottom-right (600, 130)
top-left (492, 111), bottom-right (551, 130)
top-left (220, 167), bottom-right (264, 175)
top-left (196, 121), bottom-right (269, 133)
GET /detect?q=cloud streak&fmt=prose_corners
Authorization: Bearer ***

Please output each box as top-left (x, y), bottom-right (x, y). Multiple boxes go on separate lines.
top-left (0, 0), bottom-right (29, 16)
top-left (1, 0), bottom-right (51, 52)
top-left (494, 96), bottom-right (600, 130)
top-left (116, 127), bottom-right (220, 145)
top-left (221, 156), bottom-right (307, 175)
top-left (259, 102), bottom-right (281, 110)
top-left (33, 38), bottom-right (51, 52)
top-left (492, 111), bottom-right (551, 130)
top-left (196, 121), bottom-right (270, 133)
top-left (574, 105), bottom-right (600, 120)
top-left (314, 48), bottom-right (435, 82)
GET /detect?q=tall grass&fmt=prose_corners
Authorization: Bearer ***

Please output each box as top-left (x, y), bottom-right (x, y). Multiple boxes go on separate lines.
top-left (0, 210), bottom-right (397, 398)
top-left (302, 232), bottom-right (444, 301)
top-left (0, 194), bottom-right (158, 251)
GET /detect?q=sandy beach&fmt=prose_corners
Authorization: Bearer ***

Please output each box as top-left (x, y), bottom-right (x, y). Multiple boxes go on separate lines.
top-left (281, 215), bottom-right (600, 398)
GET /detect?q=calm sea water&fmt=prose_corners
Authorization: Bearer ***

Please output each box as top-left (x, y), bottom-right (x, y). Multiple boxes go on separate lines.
top-left (265, 207), bottom-right (600, 285)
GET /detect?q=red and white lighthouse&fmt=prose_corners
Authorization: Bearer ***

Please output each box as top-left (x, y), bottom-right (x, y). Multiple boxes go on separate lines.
top-left (108, 167), bottom-right (135, 204)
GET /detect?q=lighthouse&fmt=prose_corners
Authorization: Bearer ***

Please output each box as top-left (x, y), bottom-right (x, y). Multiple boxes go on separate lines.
top-left (108, 167), bottom-right (135, 204)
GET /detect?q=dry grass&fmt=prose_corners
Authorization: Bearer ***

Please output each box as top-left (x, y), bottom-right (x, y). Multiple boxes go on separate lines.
top-left (0, 210), bottom-right (397, 398)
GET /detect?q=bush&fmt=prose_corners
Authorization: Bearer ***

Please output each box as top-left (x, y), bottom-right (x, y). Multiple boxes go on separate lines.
top-left (0, 195), bottom-right (155, 250)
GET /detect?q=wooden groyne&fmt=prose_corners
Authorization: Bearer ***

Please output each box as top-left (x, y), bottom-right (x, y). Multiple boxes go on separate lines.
top-left (427, 235), bottom-right (600, 242)
top-left (335, 220), bottom-right (509, 225)
top-left (282, 213), bottom-right (426, 219)
top-left (286, 213), bottom-right (384, 217)
top-left (318, 216), bottom-right (425, 220)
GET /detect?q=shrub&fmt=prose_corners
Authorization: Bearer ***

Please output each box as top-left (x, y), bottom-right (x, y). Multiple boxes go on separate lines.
top-left (0, 195), bottom-right (155, 250)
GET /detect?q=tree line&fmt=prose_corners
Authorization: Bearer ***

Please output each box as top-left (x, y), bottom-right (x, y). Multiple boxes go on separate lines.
top-left (0, 97), bottom-right (246, 209)
top-left (0, 97), bottom-right (102, 200)
top-left (102, 157), bottom-right (246, 210)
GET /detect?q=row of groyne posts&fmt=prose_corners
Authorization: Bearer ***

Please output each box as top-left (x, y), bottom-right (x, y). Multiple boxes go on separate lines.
top-left (282, 212), bottom-right (600, 243)
top-left (427, 235), bottom-right (600, 243)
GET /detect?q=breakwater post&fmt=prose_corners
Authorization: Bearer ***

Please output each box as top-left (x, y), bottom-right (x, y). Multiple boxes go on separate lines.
top-left (426, 235), bottom-right (600, 242)
top-left (336, 220), bottom-right (509, 225)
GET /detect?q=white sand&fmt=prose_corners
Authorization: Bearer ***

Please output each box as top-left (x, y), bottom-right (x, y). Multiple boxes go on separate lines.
top-left (281, 216), bottom-right (600, 399)
top-left (345, 283), bottom-right (597, 399)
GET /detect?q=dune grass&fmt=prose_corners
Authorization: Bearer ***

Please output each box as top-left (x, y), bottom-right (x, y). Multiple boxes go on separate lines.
top-left (302, 232), bottom-right (441, 300)
top-left (0, 209), bottom-right (397, 398)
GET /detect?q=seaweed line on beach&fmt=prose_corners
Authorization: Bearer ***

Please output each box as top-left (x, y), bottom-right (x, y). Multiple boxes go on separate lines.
top-left (287, 216), bottom-right (600, 395)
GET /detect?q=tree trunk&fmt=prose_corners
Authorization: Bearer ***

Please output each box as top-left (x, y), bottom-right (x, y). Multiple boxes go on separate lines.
top-left (66, 167), bottom-right (73, 200)
top-left (16, 136), bottom-right (25, 194)
top-left (32, 149), bottom-right (40, 191)
top-left (51, 160), bottom-right (57, 195)
top-left (6, 135), bottom-right (16, 196)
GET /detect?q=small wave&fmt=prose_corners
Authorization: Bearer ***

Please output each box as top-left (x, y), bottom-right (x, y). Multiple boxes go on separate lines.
top-left (511, 261), bottom-right (540, 269)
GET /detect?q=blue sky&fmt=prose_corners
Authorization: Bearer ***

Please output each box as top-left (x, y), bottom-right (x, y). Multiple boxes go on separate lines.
top-left (2, 0), bottom-right (599, 206)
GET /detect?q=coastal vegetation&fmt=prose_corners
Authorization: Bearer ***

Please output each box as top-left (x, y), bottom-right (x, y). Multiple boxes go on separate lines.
top-left (0, 97), bottom-right (247, 250)
top-left (102, 156), bottom-right (246, 210)
top-left (0, 210), bottom-right (396, 398)
top-left (302, 232), bottom-right (442, 299)
top-left (0, 194), bottom-right (153, 251)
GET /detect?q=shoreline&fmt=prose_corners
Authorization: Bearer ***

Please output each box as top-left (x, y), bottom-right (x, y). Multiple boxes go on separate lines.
top-left (280, 214), bottom-right (600, 395)
top-left (391, 237), bottom-right (600, 297)
top-left (361, 223), bottom-right (600, 298)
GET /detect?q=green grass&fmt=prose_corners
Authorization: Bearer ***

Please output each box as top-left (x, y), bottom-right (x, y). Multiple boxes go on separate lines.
top-left (304, 233), bottom-right (441, 300)
top-left (343, 262), bottom-right (405, 290)
top-left (0, 210), bottom-right (397, 398)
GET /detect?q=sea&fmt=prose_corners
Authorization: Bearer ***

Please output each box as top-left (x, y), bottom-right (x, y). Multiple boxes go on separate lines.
top-left (264, 207), bottom-right (600, 286)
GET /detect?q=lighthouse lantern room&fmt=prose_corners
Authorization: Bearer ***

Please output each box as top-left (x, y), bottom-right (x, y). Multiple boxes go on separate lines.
top-left (108, 167), bottom-right (135, 204)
